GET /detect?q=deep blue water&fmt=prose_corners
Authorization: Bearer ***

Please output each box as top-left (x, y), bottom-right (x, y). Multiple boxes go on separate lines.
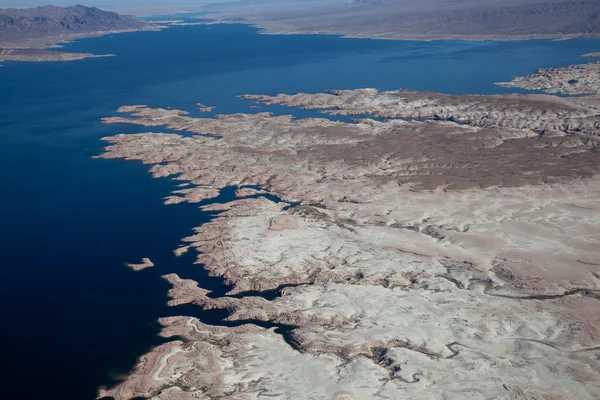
top-left (1, 23), bottom-right (599, 399)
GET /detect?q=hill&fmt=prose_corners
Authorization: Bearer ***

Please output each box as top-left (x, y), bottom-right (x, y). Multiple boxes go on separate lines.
top-left (0, 5), bottom-right (148, 47)
top-left (201, 0), bottom-right (600, 40)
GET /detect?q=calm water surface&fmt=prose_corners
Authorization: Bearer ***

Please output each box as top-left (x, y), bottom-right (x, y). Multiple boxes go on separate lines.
top-left (1, 23), bottom-right (598, 399)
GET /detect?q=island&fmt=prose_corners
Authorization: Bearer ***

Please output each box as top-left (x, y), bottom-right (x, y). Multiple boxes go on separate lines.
top-left (0, 5), bottom-right (155, 63)
top-left (125, 258), bottom-right (155, 272)
top-left (195, 103), bottom-right (215, 113)
top-left (96, 58), bottom-right (600, 399)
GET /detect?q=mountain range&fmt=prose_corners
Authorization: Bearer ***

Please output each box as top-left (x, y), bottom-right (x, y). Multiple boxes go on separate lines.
top-left (202, 0), bottom-right (600, 40)
top-left (0, 5), bottom-right (147, 46)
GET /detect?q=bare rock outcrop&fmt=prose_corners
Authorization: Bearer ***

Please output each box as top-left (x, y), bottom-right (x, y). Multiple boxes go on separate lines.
top-left (0, 5), bottom-right (148, 47)
top-left (497, 61), bottom-right (600, 95)
top-left (241, 89), bottom-right (600, 134)
top-left (97, 87), bottom-right (600, 399)
top-left (125, 258), bottom-right (155, 271)
top-left (0, 5), bottom-right (157, 63)
top-left (0, 48), bottom-right (114, 62)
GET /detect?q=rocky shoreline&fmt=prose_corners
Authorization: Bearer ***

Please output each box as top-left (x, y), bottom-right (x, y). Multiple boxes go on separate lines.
top-left (96, 59), bottom-right (600, 400)
top-left (0, 5), bottom-right (162, 64)
top-left (125, 258), bottom-right (155, 271)
top-left (497, 61), bottom-right (600, 95)
top-left (0, 48), bottom-right (115, 63)
top-left (194, 0), bottom-right (600, 42)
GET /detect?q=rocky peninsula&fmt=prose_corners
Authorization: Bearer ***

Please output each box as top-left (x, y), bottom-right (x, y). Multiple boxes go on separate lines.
top-left (96, 67), bottom-right (600, 399)
top-left (0, 48), bottom-right (114, 63)
top-left (497, 59), bottom-right (600, 95)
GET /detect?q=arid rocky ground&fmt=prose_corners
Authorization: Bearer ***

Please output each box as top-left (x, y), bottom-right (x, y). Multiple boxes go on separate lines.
top-left (97, 60), bottom-right (600, 399)
top-left (0, 5), bottom-right (156, 63)
top-left (198, 0), bottom-right (600, 41)
top-left (0, 48), bottom-right (114, 62)
top-left (125, 258), bottom-right (155, 271)
top-left (497, 62), bottom-right (600, 95)
top-left (0, 5), bottom-right (148, 46)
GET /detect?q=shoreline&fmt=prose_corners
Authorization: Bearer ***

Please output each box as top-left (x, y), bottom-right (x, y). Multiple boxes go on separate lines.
top-left (192, 15), bottom-right (600, 43)
top-left (96, 75), bottom-right (600, 398)
top-left (0, 25), bottom-right (163, 64)
top-left (0, 49), bottom-right (115, 63)
top-left (3, 20), bottom-right (598, 398)
top-left (0, 25), bottom-right (163, 50)
top-left (3, 15), bottom-right (597, 66)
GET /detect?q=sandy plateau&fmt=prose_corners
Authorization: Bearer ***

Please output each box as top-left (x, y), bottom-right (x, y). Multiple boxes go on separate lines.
top-left (98, 60), bottom-right (600, 399)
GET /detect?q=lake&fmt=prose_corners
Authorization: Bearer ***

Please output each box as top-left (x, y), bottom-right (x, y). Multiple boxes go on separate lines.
top-left (0, 22), bottom-right (598, 399)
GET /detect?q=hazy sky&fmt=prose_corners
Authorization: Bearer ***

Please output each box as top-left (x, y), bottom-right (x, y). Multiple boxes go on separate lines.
top-left (0, 1), bottom-right (217, 8)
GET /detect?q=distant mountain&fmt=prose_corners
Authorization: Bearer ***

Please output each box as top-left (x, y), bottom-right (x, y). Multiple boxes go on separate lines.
top-left (202, 0), bottom-right (600, 40)
top-left (203, 0), bottom-right (341, 12)
top-left (0, 5), bottom-right (148, 45)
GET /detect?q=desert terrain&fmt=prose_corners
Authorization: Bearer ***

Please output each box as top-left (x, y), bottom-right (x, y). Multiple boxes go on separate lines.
top-left (198, 0), bottom-right (600, 40)
top-left (0, 5), bottom-right (154, 62)
top-left (97, 56), bottom-right (600, 399)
